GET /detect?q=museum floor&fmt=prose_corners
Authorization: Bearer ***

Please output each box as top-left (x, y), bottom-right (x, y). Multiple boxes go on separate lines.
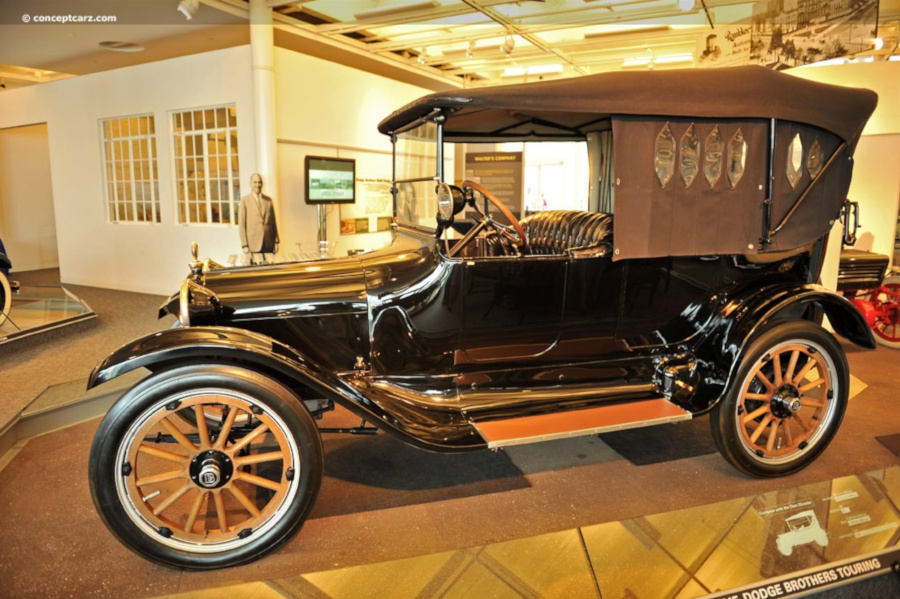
top-left (0, 270), bottom-right (898, 598)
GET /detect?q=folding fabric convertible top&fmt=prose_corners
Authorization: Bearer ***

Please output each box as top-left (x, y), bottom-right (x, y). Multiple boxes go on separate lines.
top-left (378, 65), bottom-right (876, 148)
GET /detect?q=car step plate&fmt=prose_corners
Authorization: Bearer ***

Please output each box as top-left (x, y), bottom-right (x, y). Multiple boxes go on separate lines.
top-left (472, 399), bottom-right (692, 449)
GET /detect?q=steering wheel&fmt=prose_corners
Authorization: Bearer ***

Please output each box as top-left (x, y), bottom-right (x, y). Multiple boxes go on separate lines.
top-left (462, 180), bottom-right (527, 249)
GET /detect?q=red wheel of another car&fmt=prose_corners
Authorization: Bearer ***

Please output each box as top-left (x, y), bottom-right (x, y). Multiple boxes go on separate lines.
top-left (711, 320), bottom-right (848, 478)
top-left (862, 276), bottom-right (900, 349)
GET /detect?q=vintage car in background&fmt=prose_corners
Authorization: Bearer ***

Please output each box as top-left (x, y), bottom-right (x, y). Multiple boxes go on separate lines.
top-left (836, 245), bottom-right (900, 348)
top-left (88, 66), bottom-right (878, 570)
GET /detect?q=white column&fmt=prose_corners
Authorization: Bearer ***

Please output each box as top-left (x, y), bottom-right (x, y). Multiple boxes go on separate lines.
top-left (249, 0), bottom-right (279, 213)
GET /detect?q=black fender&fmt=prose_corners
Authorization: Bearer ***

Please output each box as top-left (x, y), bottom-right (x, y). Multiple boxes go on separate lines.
top-left (0, 252), bottom-right (11, 270)
top-left (686, 282), bottom-right (874, 413)
top-left (89, 326), bottom-right (483, 452)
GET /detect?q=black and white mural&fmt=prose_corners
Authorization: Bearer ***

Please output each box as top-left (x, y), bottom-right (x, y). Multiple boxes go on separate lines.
top-left (698, 0), bottom-right (879, 69)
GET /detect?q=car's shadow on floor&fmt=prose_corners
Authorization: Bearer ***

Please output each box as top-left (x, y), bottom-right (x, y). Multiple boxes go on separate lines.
top-left (310, 415), bottom-right (720, 519)
top-left (598, 416), bottom-right (717, 466)
top-left (311, 432), bottom-right (529, 519)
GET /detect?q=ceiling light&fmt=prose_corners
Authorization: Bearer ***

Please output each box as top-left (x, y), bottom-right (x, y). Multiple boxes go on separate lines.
top-left (417, 48), bottom-right (429, 64)
top-left (466, 40), bottom-right (476, 59)
top-left (501, 67), bottom-right (526, 78)
top-left (873, 37), bottom-right (884, 50)
top-left (584, 26), bottom-right (670, 40)
top-left (354, 0), bottom-right (440, 20)
top-left (501, 35), bottom-right (515, 57)
top-left (622, 56), bottom-right (652, 68)
top-left (528, 64), bottom-right (563, 75)
top-left (177, 0), bottom-right (200, 20)
top-left (654, 53), bottom-right (693, 64)
top-left (678, 0), bottom-right (696, 11)
top-left (502, 64), bottom-right (564, 77)
top-left (99, 41), bottom-right (145, 53)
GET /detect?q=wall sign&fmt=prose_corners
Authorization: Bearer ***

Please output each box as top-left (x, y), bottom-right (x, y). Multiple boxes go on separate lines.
top-left (464, 151), bottom-right (523, 217)
top-left (339, 178), bottom-right (392, 235)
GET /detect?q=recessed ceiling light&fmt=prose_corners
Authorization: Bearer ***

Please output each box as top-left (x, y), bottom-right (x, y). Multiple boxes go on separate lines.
top-left (99, 41), bottom-right (145, 53)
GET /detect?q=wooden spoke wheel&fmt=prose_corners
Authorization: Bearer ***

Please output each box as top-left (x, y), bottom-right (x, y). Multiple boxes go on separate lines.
top-left (711, 321), bottom-right (848, 477)
top-left (90, 365), bottom-right (323, 569)
top-left (864, 277), bottom-right (900, 348)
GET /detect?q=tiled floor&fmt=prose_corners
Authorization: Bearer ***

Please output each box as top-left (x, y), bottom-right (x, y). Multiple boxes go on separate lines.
top-left (150, 467), bottom-right (900, 599)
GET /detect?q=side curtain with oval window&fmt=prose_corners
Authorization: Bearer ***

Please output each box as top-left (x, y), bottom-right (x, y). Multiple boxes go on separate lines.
top-left (610, 116), bottom-right (768, 260)
top-left (767, 122), bottom-right (848, 252)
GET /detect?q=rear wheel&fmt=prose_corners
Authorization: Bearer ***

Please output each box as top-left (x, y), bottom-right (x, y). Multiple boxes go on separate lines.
top-left (0, 271), bottom-right (10, 326)
top-left (89, 365), bottom-right (323, 569)
top-left (711, 320), bottom-right (848, 477)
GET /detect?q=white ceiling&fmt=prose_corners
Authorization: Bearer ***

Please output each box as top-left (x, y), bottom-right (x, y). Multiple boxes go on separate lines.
top-left (0, 0), bottom-right (897, 92)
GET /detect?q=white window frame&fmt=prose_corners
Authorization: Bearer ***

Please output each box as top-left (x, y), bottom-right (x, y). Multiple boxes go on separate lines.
top-left (171, 104), bottom-right (241, 225)
top-left (100, 114), bottom-right (160, 224)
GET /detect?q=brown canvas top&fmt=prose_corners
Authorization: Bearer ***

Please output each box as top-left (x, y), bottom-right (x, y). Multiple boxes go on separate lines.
top-left (378, 66), bottom-right (877, 146)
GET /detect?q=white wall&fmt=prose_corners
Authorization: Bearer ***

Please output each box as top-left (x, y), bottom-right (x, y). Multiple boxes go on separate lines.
top-left (0, 45), bottom-right (429, 294)
top-left (789, 62), bottom-right (900, 284)
top-left (0, 124), bottom-right (58, 271)
top-left (273, 47), bottom-right (427, 258)
top-left (0, 46), bottom-right (257, 294)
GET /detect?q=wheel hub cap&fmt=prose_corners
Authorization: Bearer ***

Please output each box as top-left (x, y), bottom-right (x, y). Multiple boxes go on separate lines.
top-left (190, 449), bottom-right (233, 489)
top-left (771, 385), bottom-right (802, 419)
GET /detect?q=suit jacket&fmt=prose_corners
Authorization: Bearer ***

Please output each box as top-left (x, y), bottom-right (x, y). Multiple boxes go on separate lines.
top-left (239, 193), bottom-right (279, 253)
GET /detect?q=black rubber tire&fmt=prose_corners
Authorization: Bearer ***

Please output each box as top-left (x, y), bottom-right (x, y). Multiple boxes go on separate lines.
top-left (88, 364), bottom-right (323, 570)
top-left (0, 271), bottom-right (10, 326)
top-left (710, 320), bottom-right (848, 478)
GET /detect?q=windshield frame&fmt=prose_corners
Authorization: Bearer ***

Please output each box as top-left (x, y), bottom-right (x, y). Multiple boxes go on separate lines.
top-left (391, 110), bottom-right (446, 233)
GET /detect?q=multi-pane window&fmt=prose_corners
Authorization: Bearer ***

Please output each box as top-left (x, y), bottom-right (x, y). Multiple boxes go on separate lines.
top-left (172, 105), bottom-right (240, 224)
top-left (101, 115), bottom-right (160, 223)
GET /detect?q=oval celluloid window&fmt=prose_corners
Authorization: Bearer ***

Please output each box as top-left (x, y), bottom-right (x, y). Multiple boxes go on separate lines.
top-left (807, 138), bottom-right (823, 180)
top-left (655, 123), bottom-right (676, 189)
top-left (680, 124), bottom-right (700, 188)
top-left (727, 128), bottom-right (747, 189)
top-left (704, 126), bottom-right (724, 188)
top-left (786, 133), bottom-right (803, 190)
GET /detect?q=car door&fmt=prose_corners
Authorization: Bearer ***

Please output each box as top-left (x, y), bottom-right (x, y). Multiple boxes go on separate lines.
top-left (458, 255), bottom-right (567, 363)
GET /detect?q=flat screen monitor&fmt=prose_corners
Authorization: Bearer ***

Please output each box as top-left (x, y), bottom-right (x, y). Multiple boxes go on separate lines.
top-left (305, 156), bottom-right (356, 205)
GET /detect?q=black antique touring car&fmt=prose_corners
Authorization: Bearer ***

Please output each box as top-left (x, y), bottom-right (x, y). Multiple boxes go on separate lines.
top-left (88, 66), bottom-right (878, 569)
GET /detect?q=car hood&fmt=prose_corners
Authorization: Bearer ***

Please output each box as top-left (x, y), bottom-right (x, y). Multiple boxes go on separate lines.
top-left (201, 254), bottom-right (368, 320)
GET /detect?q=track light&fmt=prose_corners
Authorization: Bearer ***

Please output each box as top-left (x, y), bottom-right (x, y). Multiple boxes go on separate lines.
top-left (466, 40), bottom-right (476, 59)
top-left (177, 0), bottom-right (200, 20)
top-left (501, 34), bottom-right (515, 57)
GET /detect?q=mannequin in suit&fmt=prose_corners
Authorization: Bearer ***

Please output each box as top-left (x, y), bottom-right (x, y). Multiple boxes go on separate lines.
top-left (239, 173), bottom-right (279, 264)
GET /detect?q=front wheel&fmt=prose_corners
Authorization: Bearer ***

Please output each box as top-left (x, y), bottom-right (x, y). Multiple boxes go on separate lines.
top-left (711, 320), bottom-right (848, 478)
top-left (89, 365), bottom-right (324, 569)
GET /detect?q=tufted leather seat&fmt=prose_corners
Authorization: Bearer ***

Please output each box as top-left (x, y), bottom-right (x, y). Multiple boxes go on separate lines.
top-left (520, 210), bottom-right (614, 257)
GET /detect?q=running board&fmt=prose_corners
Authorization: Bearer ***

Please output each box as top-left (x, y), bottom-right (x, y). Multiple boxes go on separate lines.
top-left (472, 399), bottom-right (692, 449)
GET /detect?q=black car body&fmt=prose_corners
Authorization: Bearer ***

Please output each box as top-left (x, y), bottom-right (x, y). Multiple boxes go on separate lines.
top-left (88, 66), bottom-right (878, 570)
